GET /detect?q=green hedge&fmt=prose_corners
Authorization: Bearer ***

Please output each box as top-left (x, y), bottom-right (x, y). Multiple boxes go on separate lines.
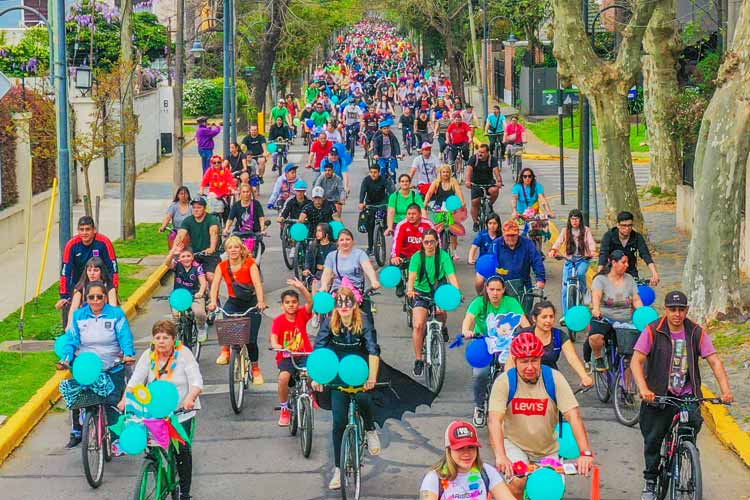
top-left (184, 78), bottom-right (251, 119)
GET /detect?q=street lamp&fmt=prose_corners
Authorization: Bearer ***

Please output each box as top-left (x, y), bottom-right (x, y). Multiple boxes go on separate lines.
top-left (74, 63), bottom-right (93, 90)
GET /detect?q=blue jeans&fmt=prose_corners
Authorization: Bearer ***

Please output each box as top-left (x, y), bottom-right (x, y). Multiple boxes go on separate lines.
top-left (561, 258), bottom-right (590, 315)
top-left (378, 157), bottom-right (398, 181)
top-left (199, 148), bottom-right (213, 174)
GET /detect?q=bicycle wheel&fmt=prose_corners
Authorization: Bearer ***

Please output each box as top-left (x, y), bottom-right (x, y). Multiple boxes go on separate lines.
top-left (373, 225), bottom-right (386, 267)
top-left (229, 347), bottom-right (245, 414)
top-left (191, 320), bottom-right (202, 362)
top-left (594, 368), bottom-right (611, 403)
top-left (281, 228), bottom-right (295, 270)
top-left (613, 362), bottom-right (641, 426)
top-left (289, 394), bottom-right (299, 436)
top-left (133, 459), bottom-right (159, 500)
top-left (299, 397), bottom-right (313, 458)
top-left (512, 156), bottom-right (521, 183)
top-left (655, 448), bottom-right (671, 500)
top-left (672, 441), bottom-right (702, 500)
top-left (81, 407), bottom-right (104, 488)
top-left (456, 156), bottom-right (464, 183)
top-left (340, 427), bottom-right (361, 500)
top-left (292, 242), bottom-right (305, 280)
top-left (425, 327), bottom-right (446, 394)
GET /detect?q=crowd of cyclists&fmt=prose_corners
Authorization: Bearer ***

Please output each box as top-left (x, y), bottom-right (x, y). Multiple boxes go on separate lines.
top-left (52, 18), bottom-right (737, 500)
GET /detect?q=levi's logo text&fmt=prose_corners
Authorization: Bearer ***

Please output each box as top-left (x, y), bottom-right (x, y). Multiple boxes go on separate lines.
top-left (511, 398), bottom-right (548, 416)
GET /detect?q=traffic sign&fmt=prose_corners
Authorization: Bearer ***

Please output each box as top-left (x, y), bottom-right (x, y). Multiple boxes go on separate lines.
top-left (0, 71), bottom-right (11, 101)
top-left (628, 86), bottom-right (638, 100)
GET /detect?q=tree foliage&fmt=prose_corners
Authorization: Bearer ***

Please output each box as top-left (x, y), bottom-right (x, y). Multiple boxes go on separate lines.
top-left (487, 0), bottom-right (551, 49)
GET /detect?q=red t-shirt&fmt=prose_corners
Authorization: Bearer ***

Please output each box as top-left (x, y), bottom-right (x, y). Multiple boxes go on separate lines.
top-left (447, 122), bottom-right (471, 144)
top-left (271, 305), bottom-right (314, 363)
top-left (505, 123), bottom-right (526, 143)
top-left (391, 218), bottom-right (436, 259)
top-left (218, 257), bottom-right (256, 298)
top-left (310, 140), bottom-right (334, 170)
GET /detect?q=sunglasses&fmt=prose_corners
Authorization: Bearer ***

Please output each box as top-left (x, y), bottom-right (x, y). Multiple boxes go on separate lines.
top-left (211, 161), bottom-right (221, 165)
top-left (423, 240), bottom-right (437, 246)
top-left (336, 297), bottom-right (355, 308)
top-left (87, 294), bottom-right (105, 301)
top-left (522, 174), bottom-right (533, 178)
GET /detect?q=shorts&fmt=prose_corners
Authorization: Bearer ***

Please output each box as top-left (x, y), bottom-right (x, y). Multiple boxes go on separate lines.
top-left (411, 292), bottom-right (434, 310)
top-left (277, 355), bottom-right (308, 376)
top-left (471, 185), bottom-right (497, 200)
top-left (195, 254), bottom-right (220, 273)
top-left (588, 318), bottom-right (615, 341)
top-left (504, 438), bottom-right (558, 465)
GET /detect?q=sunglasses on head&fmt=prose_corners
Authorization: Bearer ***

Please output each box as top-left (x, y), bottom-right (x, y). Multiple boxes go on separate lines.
top-left (87, 294), bottom-right (105, 301)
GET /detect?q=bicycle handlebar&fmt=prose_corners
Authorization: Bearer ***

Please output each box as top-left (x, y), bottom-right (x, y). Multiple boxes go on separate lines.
top-left (652, 395), bottom-right (729, 407)
top-left (215, 306), bottom-right (259, 317)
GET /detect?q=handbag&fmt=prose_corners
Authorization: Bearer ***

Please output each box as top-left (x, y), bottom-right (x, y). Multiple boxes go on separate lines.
top-left (228, 262), bottom-right (256, 303)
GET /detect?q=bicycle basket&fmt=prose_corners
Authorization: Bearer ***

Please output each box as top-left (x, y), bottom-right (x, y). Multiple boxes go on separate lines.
top-left (615, 328), bottom-right (641, 356)
top-left (69, 389), bottom-right (108, 410)
top-left (215, 317), bottom-right (252, 345)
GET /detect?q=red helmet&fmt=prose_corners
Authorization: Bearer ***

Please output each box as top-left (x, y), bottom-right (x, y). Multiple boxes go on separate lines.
top-left (511, 332), bottom-right (545, 359)
top-left (452, 111), bottom-right (462, 119)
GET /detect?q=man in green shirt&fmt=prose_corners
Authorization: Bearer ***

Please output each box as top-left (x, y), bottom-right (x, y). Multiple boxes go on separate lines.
top-left (271, 98), bottom-right (291, 126)
top-left (386, 174), bottom-right (424, 233)
top-left (305, 83), bottom-right (319, 105)
top-left (460, 276), bottom-right (530, 426)
top-left (310, 102), bottom-right (331, 128)
top-left (175, 198), bottom-right (222, 280)
top-left (406, 229), bottom-right (461, 377)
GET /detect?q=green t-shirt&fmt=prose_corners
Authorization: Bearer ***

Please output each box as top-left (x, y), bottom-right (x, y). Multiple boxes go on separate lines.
top-left (311, 111), bottom-right (331, 127)
top-left (180, 214), bottom-right (221, 252)
top-left (271, 106), bottom-right (289, 121)
top-left (388, 190), bottom-right (424, 224)
top-left (409, 250), bottom-right (455, 294)
top-left (305, 87), bottom-right (318, 104)
top-left (467, 296), bottom-right (525, 334)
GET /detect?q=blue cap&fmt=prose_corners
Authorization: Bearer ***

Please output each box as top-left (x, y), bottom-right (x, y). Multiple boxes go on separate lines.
top-left (284, 163), bottom-right (298, 173)
top-left (379, 117), bottom-right (394, 128)
top-left (293, 180), bottom-right (308, 191)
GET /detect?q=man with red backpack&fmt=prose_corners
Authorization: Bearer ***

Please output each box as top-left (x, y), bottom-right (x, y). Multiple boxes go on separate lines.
top-left (487, 333), bottom-right (595, 499)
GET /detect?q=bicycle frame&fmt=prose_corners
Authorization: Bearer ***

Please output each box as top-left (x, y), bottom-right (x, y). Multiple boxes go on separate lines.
top-left (142, 445), bottom-right (178, 499)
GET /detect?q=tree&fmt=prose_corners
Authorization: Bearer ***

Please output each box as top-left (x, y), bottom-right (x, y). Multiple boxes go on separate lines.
top-left (550, 0), bottom-right (657, 228)
top-left (120, 0), bottom-right (137, 239)
top-left (682, 0), bottom-right (750, 322)
top-left (488, 0), bottom-right (551, 50)
top-left (251, 0), bottom-right (292, 111)
top-left (642, 0), bottom-right (683, 195)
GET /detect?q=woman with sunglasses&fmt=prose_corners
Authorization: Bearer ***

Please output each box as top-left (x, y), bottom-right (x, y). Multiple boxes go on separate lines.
top-left (468, 213), bottom-right (502, 295)
top-left (461, 275), bottom-right (529, 426)
top-left (312, 287), bottom-right (382, 490)
top-left (549, 209), bottom-right (597, 315)
top-left (408, 229), bottom-right (460, 377)
top-left (160, 186), bottom-right (193, 249)
top-left (65, 256), bottom-right (119, 326)
top-left (510, 167), bottom-right (554, 220)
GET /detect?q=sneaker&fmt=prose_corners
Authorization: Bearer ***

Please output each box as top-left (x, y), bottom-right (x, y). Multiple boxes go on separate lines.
top-left (441, 325), bottom-right (450, 342)
top-left (366, 248), bottom-right (374, 257)
top-left (216, 348), bottom-right (230, 365)
top-left (413, 359), bottom-right (424, 377)
top-left (252, 366), bottom-right (264, 385)
top-left (65, 434), bottom-right (81, 449)
top-left (197, 326), bottom-right (207, 343)
top-left (328, 468), bottom-right (341, 490)
top-left (366, 430), bottom-right (381, 455)
top-left (111, 439), bottom-right (124, 457)
top-left (473, 221), bottom-right (480, 232)
top-left (641, 480), bottom-right (657, 500)
top-left (278, 407), bottom-right (291, 426)
top-left (593, 357), bottom-right (607, 372)
top-left (473, 406), bottom-right (486, 427)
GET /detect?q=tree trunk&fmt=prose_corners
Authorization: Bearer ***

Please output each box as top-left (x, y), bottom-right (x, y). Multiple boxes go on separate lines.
top-left (445, 35), bottom-right (465, 101)
top-left (252, 0), bottom-right (291, 112)
top-left (642, 0), bottom-right (682, 195)
top-left (121, 0), bottom-right (137, 240)
top-left (589, 88), bottom-right (644, 228)
top-left (683, 0), bottom-right (750, 322)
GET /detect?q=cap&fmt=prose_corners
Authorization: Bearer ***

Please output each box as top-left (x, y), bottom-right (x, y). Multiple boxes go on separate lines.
top-left (421, 142), bottom-right (432, 150)
top-left (191, 197), bottom-right (207, 207)
top-left (444, 420), bottom-right (481, 450)
top-left (665, 291), bottom-right (688, 308)
top-left (329, 148), bottom-right (339, 156)
top-left (502, 220), bottom-right (520, 235)
top-left (284, 163), bottom-right (299, 173)
top-left (305, 102), bottom-right (312, 108)
top-left (294, 180), bottom-right (308, 191)
top-left (311, 186), bottom-right (325, 198)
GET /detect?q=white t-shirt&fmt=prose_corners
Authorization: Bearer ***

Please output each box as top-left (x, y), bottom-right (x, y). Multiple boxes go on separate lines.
top-left (420, 464), bottom-right (504, 500)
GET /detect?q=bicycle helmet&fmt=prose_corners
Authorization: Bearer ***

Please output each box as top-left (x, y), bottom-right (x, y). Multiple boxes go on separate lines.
top-left (510, 332), bottom-right (545, 359)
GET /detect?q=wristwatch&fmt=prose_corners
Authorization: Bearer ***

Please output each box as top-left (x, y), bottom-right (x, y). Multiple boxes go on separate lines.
top-left (581, 450), bottom-right (594, 458)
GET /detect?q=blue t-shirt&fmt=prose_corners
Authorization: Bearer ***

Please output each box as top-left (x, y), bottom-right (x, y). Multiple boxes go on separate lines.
top-left (486, 113), bottom-right (506, 134)
top-left (319, 158), bottom-right (349, 178)
top-left (512, 183), bottom-right (545, 214)
top-left (472, 230), bottom-right (501, 256)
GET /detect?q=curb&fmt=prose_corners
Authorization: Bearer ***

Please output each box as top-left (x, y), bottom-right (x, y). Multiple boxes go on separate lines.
top-left (517, 153), bottom-right (649, 163)
top-left (700, 386), bottom-right (750, 468)
top-left (0, 263), bottom-right (170, 467)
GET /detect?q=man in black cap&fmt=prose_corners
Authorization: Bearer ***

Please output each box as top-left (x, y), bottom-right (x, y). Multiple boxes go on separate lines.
top-left (631, 290), bottom-right (733, 500)
top-left (175, 198), bottom-right (222, 283)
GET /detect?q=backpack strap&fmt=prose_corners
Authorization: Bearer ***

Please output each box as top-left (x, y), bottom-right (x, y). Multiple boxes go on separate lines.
top-left (480, 466), bottom-right (491, 497)
top-left (507, 368), bottom-right (518, 404)
top-left (507, 365), bottom-right (557, 405)
top-left (552, 328), bottom-right (563, 351)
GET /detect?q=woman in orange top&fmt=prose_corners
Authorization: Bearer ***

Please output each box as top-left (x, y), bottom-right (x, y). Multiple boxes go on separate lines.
top-left (208, 236), bottom-right (268, 378)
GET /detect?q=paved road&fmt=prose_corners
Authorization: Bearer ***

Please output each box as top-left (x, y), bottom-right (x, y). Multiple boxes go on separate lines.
top-left (1, 141), bottom-right (749, 500)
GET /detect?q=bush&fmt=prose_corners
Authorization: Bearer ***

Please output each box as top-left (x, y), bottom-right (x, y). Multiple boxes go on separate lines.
top-left (669, 87), bottom-right (709, 147)
top-left (695, 51), bottom-right (720, 95)
top-left (0, 27), bottom-right (50, 77)
top-left (184, 78), bottom-right (251, 118)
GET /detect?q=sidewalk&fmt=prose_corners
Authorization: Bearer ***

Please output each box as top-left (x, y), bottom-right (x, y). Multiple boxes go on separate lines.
top-left (0, 144), bottom-right (204, 321)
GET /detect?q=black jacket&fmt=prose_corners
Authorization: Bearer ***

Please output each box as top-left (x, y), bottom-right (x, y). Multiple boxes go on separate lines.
top-left (598, 226), bottom-right (654, 277)
top-left (371, 131), bottom-right (401, 158)
top-left (314, 316), bottom-right (380, 357)
top-left (642, 316), bottom-right (705, 398)
top-left (359, 175), bottom-right (393, 205)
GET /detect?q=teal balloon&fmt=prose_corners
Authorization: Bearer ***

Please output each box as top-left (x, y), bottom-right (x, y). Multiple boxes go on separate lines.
top-left (564, 305), bottom-right (592, 332)
top-left (313, 291), bottom-right (335, 314)
top-left (634, 306), bottom-right (659, 331)
top-left (338, 355), bottom-right (369, 386)
top-left (330, 221), bottom-right (345, 239)
top-left (267, 142), bottom-right (278, 153)
top-left (331, 95), bottom-right (339, 104)
top-left (434, 284), bottom-right (462, 311)
top-left (119, 422), bottom-right (148, 455)
top-left (307, 348), bottom-right (339, 384)
top-left (557, 421), bottom-right (580, 459)
top-left (379, 266), bottom-right (402, 288)
top-left (169, 288), bottom-right (193, 312)
top-left (290, 223), bottom-right (309, 242)
top-left (526, 467), bottom-right (565, 500)
top-left (445, 195), bottom-right (462, 212)
top-left (72, 352), bottom-right (103, 386)
top-left (146, 380), bottom-right (180, 418)
top-left (53, 334), bottom-right (69, 360)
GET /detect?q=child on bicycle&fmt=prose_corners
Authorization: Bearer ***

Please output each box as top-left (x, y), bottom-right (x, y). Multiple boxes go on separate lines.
top-left (164, 245), bottom-right (208, 342)
top-left (270, 278), bottom-right (315, 427)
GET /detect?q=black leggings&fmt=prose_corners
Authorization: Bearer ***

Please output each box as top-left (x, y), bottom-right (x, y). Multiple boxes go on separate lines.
top-left (175, 419), bottom-right (194, 496)
top-left (331, 390), bottom-right (376, 467)
top-left (225, 297), bottom-right (262, 362)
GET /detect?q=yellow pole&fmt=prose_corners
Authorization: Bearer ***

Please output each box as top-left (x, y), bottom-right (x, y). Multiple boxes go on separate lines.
top-left (257, 111), bottom-right (264, 136)
top-left (35, 177), bottom-right (58, 298)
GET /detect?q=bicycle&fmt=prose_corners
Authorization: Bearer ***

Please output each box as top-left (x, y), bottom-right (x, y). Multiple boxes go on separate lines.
top-left (270, 138), bottom-right (290, 176)
top-left (503, 278), bottom-right (547, 317)
top-left (214, 306), bottom-right (259, 414)
top-left (333, 382), bottom-right (392, 500)
top-left (345, 123), bottom-right (359, 156)
top-left (176, 305), bottom-right (201, 362)
top-left (513, 460), bottom-right (602, 499)
top-left (445, 143), bottom-right (467, 183)
top-left (651, 395), bottom-right (729, 500)
top-left (428, 204), bottom-right (454, 261)
top-left (403, 128), bottom-right (414, 156)
top-left (293, 236), bottom-right (315, 280)
top-left (516, 212), bottom-right (552, 256)
top-left (405, 294), bottom-right (447, 394)
top-left (270, 349), bottom-right (315, 458)
top-left (590, 318), bottom-right (643, 426)
top-left (133, 409), bottom-right (195, 500)
top-left (365, 204), bottom-right (388, 267)
top-left (507, 142), bottom-right (525, 184)
top-left (472, 184), bottom-right (495, 232)
top-left (555, 256), bottom-right (591, 342)
top-left (487, 132), bottom-right (503, 161)
top-left (280, 219), bottom-right (300, 270)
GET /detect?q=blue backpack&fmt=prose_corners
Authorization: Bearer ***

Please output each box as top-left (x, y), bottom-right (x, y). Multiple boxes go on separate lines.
top-left (507, 365), bottom-right (565, 437)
